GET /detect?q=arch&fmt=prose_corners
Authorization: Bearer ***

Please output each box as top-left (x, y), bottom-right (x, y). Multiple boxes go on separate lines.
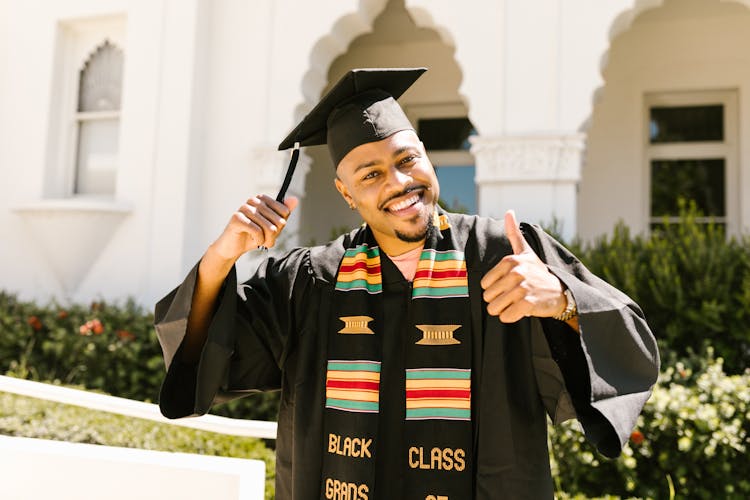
top-left (292, 0), bottom-right (474, 245)
top-left (598, 0), bottom-right (750, 93)
top-left (295, 0), bottom-right (470, 124)
top-left (77, 39), bottom-right (124, 112)
top-left (579, 0), bottom-right (750, 239)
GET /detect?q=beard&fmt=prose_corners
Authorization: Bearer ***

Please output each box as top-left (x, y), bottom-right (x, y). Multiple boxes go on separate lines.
top-left (394, 210), bottom-right (434, 243)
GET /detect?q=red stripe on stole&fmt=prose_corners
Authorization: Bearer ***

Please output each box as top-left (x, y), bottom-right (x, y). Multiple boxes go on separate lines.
top-left (338, 262), bottom-right (382, 274)
top-left (406, 389), bottom-right (471, 399)
top-left (326, 380), bottom-right (380, 391)
top-left (413, 269), bottom-right (467, 280)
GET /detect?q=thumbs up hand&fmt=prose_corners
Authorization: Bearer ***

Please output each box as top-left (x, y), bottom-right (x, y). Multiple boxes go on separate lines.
top-left (480, 210), bottom-right (568, 323)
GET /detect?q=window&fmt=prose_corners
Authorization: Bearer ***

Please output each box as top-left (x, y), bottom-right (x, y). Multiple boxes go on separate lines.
top-left (645, 91), bottom-right (737, 230)
top-left (45, 17), bottom-right (126, 199)
top-left (74, 40), bottom-right (124, 195)
top-left (409, 105), bottom-right (477, 214)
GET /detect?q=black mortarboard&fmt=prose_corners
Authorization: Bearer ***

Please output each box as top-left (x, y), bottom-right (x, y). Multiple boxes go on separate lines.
top-left (274, 67), bottom-right (427, 201)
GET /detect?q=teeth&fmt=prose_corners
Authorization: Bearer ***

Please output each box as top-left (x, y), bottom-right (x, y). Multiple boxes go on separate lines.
top-left (389, 194), bottom-right (419, 212)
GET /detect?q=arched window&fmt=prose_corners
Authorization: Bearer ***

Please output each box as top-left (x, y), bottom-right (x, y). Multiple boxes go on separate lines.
top-left (74, 40), bottom-right (124, 195)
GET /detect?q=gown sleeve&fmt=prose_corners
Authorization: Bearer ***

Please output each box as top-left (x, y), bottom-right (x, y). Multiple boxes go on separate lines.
top-left (521, 223), bottom-right (660, 458)
top-left (155, 248), bottom-right (310, 419)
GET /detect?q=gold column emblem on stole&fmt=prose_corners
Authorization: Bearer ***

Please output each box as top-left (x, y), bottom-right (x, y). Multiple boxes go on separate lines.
top-left (338, 316), bottom-right (375, 334)
top-left (415, 324), bottom-right (461, 345)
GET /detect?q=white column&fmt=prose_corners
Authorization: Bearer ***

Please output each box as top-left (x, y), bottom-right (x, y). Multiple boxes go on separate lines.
top-left (472, 134), bottom-right (585, 241)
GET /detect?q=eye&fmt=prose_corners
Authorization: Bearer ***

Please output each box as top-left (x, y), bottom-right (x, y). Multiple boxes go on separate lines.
top-left (362, 170), bottom-right (380, 181)
top-left (399, 154), bottom-right (418, 166)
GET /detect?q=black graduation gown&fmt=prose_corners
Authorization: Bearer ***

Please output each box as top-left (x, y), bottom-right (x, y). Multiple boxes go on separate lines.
top-left (155, 212), bottom-right (659, 499)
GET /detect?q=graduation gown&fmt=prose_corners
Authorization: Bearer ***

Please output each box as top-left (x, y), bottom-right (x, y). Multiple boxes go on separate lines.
top-left (155, 212), bottom-right (659, 499)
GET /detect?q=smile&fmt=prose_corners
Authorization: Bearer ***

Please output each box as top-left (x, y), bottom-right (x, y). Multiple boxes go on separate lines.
top-left (387, 194), bottom-right (421, 212)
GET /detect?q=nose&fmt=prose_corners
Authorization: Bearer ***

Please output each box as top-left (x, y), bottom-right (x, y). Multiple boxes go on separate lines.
top-left (384, 164), bottom-right (413, 190)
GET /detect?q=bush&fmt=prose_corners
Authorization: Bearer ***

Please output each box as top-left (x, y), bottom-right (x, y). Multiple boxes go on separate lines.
top-left (550, 351), bottom-right (750, 499)
top-left (0, 391), bottom-right (276, 499)
top-left (569, 201), bottom-right (750, 373)
top-left (0, 292), bottom-right (279, 421)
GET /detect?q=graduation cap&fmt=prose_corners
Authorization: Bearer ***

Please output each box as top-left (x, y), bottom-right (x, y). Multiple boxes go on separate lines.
top-left (275, 67), bottom-right (427, 201)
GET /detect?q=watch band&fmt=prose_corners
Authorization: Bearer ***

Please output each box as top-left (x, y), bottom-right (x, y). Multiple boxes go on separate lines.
top-left (553, 288), bottom-right (578, 322)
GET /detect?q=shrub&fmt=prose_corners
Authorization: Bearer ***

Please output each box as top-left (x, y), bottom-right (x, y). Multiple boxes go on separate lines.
top-left (550, 351), bottom-right (750, 499)
top-left (0, 391), bottom-right (276, 499)
top-left (569, 201), bottom-right (750, 373)
top-left (0, 292), bottom-right (279, 421)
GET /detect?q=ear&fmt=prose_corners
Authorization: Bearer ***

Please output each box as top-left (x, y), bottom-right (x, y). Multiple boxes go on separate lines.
top-left (334, 177), bottom-right (354, 207)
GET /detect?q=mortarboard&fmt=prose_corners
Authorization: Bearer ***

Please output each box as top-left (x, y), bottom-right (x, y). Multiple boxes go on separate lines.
top-left (275, 67), bottom-right (427, 201)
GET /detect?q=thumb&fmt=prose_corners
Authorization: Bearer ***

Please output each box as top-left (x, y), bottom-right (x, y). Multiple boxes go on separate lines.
top-left (283, 196), bottom-right (299, 214)
top-left (504, 209), bottom-right (531, 255)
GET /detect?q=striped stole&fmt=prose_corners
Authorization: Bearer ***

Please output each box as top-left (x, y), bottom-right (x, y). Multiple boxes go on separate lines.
top-left (321, 209), bottom-right (474, 498)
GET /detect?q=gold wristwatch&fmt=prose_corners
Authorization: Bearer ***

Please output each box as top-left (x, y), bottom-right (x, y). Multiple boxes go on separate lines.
top-left (553, 288), bottom-right (578, 322)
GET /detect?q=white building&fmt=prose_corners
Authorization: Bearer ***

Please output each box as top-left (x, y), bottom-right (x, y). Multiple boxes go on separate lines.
top-left (1, 0), bottom-right (748, 305)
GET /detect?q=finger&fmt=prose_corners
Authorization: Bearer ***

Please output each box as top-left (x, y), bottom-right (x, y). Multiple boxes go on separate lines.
top-left (257, 194), bottom-right (296, 222)
top-left (480, 254), bottom-right (523, 290)
top-left (482, 266), bottom-right (524, 304)
top-left (238, 205), bottom-right (279, 247)
top-left (486, 286), bottom-right (526, 318)
top-left (249, 196), bottom-right (288, 228)
top-left (504, 210), bottom-right (532, 255)
top-left (230, 211), bottom-right (264, 248)
top-left (498, 300), bottom-right (533, 324)
top-left (283, 195), bottom-right (299, 214)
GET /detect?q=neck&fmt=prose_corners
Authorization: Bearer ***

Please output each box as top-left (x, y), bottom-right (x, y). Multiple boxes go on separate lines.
top-left (373, 234), bottom-right (425, 256)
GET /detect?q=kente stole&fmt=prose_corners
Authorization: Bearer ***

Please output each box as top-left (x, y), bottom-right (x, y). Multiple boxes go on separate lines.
top-left (322, 211), bottom-right (474, 499)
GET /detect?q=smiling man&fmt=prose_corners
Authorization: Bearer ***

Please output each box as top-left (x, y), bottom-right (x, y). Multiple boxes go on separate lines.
top-left (155, 68), bottom-right (659, 499)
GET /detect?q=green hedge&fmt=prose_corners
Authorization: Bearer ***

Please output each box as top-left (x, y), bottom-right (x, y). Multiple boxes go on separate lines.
top-left (568, 201), bottom-right (750, 374)
top-left (550, 351), bottom-right (750, 499)
top-left (0, 391), bottom-right (276, 499)
top-left (0, 292), bottom-right (280, 421)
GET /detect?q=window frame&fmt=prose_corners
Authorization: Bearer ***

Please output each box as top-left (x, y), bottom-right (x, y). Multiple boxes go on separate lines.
top-left (405, 102), bottom-right (478, 214)
top-left (643, 90), bottom-right (738, 232)
top-left (47, 17), bottom-right (126, 199)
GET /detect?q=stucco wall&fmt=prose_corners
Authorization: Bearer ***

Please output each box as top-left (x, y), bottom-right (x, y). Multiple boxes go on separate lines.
top-left (579, 0), bottom-right (750, 239)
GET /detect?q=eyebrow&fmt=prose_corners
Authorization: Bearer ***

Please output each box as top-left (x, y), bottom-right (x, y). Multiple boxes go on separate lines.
top-left (353, 159), bottom-right (381, 173)
top-left (352, 146), bottom-right (420, 173)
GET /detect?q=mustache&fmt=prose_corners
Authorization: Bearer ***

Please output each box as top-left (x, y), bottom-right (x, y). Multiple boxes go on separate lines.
top-left (378, 184), bottom-right (429, 211)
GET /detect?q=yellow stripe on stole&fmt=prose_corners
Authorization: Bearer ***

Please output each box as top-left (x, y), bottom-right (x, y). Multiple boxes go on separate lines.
top-left (406, 399), bottom-right (472, 410)
top-left (326, 389), bottom-right (380, 402)
top-left (405, 379), bottom-right (471, 389)
top-left (327, 370), bottom-right (382, 382)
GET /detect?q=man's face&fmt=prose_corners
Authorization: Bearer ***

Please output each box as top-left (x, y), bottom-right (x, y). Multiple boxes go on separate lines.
top-left (334, 130), bottom-right (440, 255)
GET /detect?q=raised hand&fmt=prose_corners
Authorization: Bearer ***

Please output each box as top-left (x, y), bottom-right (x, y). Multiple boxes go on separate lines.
top-left (210, 194), bottom-right (299, 263)
top-left (480, 210), bottom-right (567, 323)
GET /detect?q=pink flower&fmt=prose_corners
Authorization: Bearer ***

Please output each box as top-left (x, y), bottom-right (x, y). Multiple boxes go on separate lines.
top-left (89, 319), bottom-right (104, 335)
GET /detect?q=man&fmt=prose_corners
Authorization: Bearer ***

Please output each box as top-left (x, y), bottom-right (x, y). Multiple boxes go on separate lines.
top-left (156, 68), bottom-right (659, 499)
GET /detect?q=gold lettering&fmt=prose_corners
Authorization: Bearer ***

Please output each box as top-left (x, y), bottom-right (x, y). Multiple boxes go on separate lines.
top-left (431, 447), bottom-right (442, 470)
top-left (419, 446), bottom-right (430, 469)
top-left (409, 446), bottom-right (420, 468)
top-left (358, 484), bottom-right (369, 500)
top-left (361, 438), bottom-right (372, 458)
top-left (443, 447), bottom-right (454, 471)
top-left (328, 434), bottom-right (338, 454)
top-left (334, 479), bottom-right (341, 496)
top-left (351, 438), bottom-right (360, 457)
top-left (343, 437), bottom-right (352, 457)
top-left (454, 448), bottom-right (465, 472)
top-left (325, 478), bottom-right (334, 499)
